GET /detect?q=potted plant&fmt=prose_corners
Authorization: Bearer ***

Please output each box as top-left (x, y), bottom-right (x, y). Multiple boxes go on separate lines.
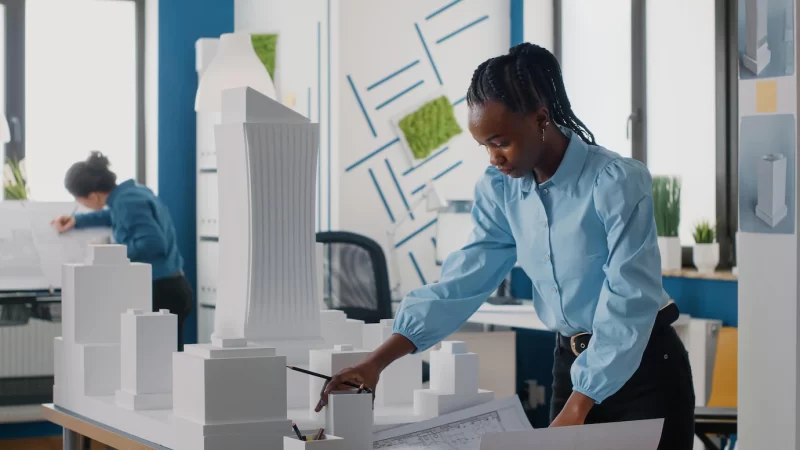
top-left (652, 176), bottom-right (681, 270)
top-left (3, 156), bottom-right (28, 200)
top-left (692, 220), bottom-right (719, 274)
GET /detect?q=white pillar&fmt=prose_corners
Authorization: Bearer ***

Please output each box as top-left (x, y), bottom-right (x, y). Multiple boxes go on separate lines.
top-left (743, 0), bottom-right (771, 75)
top-left (324, 392), bottom-right (373, 450)
top-left (756, 153), bottom-right (788, 227)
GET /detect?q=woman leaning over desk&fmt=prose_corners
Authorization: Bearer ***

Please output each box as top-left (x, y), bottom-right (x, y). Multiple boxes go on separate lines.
top-left (52, 152), bottom-right (192, 351)
top-left (318, 43), bottom-right (695, 449)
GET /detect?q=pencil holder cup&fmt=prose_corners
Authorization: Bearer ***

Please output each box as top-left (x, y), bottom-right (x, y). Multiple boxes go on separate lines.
top-left (283, 434), bottom-right (344, 450)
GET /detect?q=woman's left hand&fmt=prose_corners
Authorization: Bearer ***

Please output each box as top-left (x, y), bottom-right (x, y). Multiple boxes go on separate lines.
top-left (549, 391), bottom-right (594, 427)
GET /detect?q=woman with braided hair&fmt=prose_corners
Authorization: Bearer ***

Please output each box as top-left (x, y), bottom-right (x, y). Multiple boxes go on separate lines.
top-left (318, 43), bottom-right (694, 449)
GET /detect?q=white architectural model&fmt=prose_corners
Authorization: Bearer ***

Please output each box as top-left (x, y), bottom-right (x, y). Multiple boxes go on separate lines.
top-left (308, 345), bottom-right (370, 416)
top-left (756, 153), bottom-right (788, 227)
top-left (115, 309), bottom-right (176, 411)
top-left (743, 0), bottom-right (771, 75)
top-left (320, 310), bottom-right (365, 349)
top-left (414, 341), bottom-right (494, 419)
top-left (325, 392), bottom-right (374, 450)
top-left (363, 319), bottom-right (422, 407)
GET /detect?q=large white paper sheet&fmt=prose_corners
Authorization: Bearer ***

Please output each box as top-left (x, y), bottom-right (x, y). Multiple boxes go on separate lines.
top-left (479, 418), bottom-right (664, 450)
top-left (372, 396), bottom-right (531, 449)
top-left (0, 201), bottom-right (111, 290)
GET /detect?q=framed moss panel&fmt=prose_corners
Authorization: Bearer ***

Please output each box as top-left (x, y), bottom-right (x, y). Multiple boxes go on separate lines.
top-left (390, 90), bottom-right (463, 163)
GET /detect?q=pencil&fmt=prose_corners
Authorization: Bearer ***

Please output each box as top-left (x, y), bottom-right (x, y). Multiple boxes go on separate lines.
top-left (286, 365), bottom-right (372, 393)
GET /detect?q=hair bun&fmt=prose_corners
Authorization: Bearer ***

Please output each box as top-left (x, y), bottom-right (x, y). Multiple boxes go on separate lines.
top-left (86, 151), bottom-right (110, 171)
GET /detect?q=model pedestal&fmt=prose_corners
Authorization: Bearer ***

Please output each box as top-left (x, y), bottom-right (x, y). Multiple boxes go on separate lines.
top-left (362, 319), bottom-right (421, 407)
top-left (756, 153), bottom-right (788, 227)
top-left (320, 310), bottom-right (365, 350)
top-left (116, 309), bottom-right (176, 411)
top-left (743, 0), bottom-right (771, 75)
top-left (324, 392), bottom-right (373, 450)
top-left (413, 341), bottom-right (493, 419)
top-left (172, 338), bottom-right (290, 450)
top-left (308, 345), bottom-right (370, 417)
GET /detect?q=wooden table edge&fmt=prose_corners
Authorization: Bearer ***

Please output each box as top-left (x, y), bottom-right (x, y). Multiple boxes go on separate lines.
top-left (40, 404), bottom-right (159, 450)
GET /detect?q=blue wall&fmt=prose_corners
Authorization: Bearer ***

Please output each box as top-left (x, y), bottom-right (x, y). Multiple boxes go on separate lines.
top-left (158, 0), bottom-right (234, 345)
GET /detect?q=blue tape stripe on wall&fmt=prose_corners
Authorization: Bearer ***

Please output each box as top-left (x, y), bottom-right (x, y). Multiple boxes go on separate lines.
top-left (409, 252), bottom-right (427, 285)
top-left (385, 159), bottom-right (414, 220)
top-left (510, 0), bottom-right (524, 46)
top-left (159, 0), bottom-right (233, 346)
top-left (452, 96), bottom-right (466, 106)
top-left (402, 146), bottom-right (449, 176)
top-left (414, 23), bottom-right (443, 85)
top-left (411, 160), bottom-right (463, 194)
top-left (426, 0), bottom-right (462, 20)
top-left (369, 168), bottom-right (396, 223)
top-left (395, 218), bottom-right (438, 248)
top-left (345, 138), bottom-right (400, 172)
top-left (346, 75), bottom-right (377, 137)
top-left (436, 15), bottom-right (489, 44)
top-left (368, 60), bottom-right (420, 91)
top-left (376, 80), bottom-right (425, 110)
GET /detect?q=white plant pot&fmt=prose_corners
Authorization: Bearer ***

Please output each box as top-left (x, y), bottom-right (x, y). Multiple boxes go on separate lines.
top-left (658, 237), bottom-right (682, 271)
top-left (693, 243), bottom-right (720, 274)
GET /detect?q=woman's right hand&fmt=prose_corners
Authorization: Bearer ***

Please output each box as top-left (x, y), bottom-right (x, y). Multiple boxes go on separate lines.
top-left (315, 360), bottom-right (382, 412)
top-left (52, 216), bottom-right (76, 233)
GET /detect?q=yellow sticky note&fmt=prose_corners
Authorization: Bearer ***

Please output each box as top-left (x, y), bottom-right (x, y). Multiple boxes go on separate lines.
top-left (756, 80), bottom-right (778, 113)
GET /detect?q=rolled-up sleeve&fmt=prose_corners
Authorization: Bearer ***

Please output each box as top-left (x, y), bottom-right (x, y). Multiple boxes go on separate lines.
top-left (571, 159), bottom-right (664, 403)
top-left (392, 168), bottom-right (517, 353)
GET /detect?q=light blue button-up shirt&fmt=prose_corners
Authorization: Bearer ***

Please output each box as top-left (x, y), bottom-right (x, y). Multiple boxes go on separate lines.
top-left (393, 129), bottom-right (666, 403)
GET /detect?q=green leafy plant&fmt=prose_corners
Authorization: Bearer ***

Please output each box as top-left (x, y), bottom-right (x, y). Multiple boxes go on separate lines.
top-left (398, 96), bottom-right (462, 159)
top-left (251, 34), bottom-right (278, 80)
top-left (693, 220), bottom-right (716, 244)
top-left (3, 156), bottom-right (28, 200)
top-left (651, 176), bottom-right (681, 237)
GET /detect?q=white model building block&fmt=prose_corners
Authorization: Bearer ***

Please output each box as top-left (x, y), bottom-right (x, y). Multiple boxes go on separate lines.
top-left (413, 341), bottom-right (493, 419)
top-left (360, 319), bottom-right (422, 407)
top-left (325, 392), bottom-right (373, 450)
top-left (53, 337), bottom-right (63, 404)
top-left (320, 310), bottom-right (365, 349)
top-left (77, 343), bottom-right (121, 396)
top-left (743, 0), bottom-right (771, 75)
top-left (756, 153), bottom-right (788, 227)
top-left (308, 345), bottom-right (370, 415)
top-left (172, 338), bottom-right (291, 450)
top-left (317, 243), bottom-right (325, 309)
top-left (115, 309), bottom-right (177, 411)
top-left (284, 434), bottom-right (345, 450)
top-left (62, 244), bottom-right (151, 345)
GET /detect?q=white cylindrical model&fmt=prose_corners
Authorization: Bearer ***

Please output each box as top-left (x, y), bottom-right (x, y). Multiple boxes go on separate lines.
top-left (115, 309), bottom-right (176, 411)
top-left (755, 153), bottom-right (788, 228)
top-left (743, 0), bottom-right (771, 75)
top-left (324, 392), bottom-right (373, 450)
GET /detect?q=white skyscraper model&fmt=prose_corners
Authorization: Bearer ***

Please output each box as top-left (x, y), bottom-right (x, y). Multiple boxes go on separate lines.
top-left (756, 153), bottom-right (788, 227)
top-left (743, 0), bottom-right (771, 75)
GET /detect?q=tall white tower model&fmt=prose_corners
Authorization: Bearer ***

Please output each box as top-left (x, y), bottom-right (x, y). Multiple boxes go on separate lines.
top-left (743, 0), bottom-right (771, 75)
top-left (755, 153), bottom-right (788, 227)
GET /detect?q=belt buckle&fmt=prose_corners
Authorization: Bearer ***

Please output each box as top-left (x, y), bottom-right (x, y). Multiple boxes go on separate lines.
top-left (570, 332), bottom-right (590, 357)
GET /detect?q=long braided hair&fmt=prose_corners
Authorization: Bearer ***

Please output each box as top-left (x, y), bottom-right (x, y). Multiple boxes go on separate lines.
top-left (466, 42), bottom-right (596, 145)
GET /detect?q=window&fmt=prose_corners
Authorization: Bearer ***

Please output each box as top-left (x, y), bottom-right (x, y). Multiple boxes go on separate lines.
top-left (553, 0), bottom-right (737, 267)
top-left (2, 0), bottom-right (145, 202)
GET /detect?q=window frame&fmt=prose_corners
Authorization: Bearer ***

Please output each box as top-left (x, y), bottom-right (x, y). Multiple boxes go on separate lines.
top-left (2, 0), bottom-right (147, 187)
top-left (553, 0), bottom-right (738, 269)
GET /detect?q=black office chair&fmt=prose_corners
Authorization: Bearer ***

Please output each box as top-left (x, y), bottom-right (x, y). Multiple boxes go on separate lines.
top-left (316, 231), bottom-right (392, 324)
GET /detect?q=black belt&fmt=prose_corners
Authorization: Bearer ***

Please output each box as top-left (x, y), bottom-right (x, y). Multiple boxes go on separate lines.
top-left (558, 302), bottom-right (680, 357)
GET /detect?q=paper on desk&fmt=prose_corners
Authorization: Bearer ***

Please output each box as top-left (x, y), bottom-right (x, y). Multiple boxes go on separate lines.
top-left (373, 396), bottom-right (531, 449)
top-left (479, 418), bottom-right (664, 450)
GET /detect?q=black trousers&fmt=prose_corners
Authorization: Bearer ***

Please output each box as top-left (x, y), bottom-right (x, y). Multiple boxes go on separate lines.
top-left (152, 273), bottom-right (193, 351)
top-left (550, 325), bottom-right (695, 450)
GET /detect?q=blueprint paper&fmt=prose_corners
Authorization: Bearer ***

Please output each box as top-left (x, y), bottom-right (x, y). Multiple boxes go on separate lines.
top-left (372, 396), bottom-right (530, 449)
top-left (479, 418), bottom-right (664, 450)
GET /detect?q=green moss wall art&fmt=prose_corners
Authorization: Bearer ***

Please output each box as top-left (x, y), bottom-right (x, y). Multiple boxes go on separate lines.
top-left (397, 95), bottom-right (462, 160)
top-left (251, 34), bottom-right (278, 80)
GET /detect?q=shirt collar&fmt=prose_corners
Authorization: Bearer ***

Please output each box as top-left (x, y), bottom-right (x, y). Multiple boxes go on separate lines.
top-left (106, 179), bottom-right (136, 207)
top-left (520, 127), bottom-right (589, 196)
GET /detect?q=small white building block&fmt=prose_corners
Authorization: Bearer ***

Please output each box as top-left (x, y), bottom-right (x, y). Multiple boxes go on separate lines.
top-left (320, 310), bottom-right (365, 349)
top-left (172, 339), bottom-right (291, 450)
top-left (742, 0), bottom-right (771, 75)
top-left (308, 345), bottom-right (370, 414)
top-left (360, 319), bottom-right (421, 407)
top-left (413, 341), bottom-right (493, 419)
top-left (62, 244), bottom-right (151, 345)
top-left (284, 434), bottom-right (345, 450)
top-left (115, 309), bottom-right (177, 411)
top-left (756, 153), bottom-right (788, 227)
top-left (324, 392), bottom-right (373, 450)
top-left (76, 343), bottom-right (121, 396)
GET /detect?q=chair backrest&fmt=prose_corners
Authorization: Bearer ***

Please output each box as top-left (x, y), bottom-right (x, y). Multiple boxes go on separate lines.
top-left (707, 326), bottom-right (737, 408)
top-left (316, 231), bottom-right (392, 323)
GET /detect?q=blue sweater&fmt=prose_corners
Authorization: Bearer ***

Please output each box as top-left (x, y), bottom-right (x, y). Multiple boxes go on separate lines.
top-left (74, 179), bottom-right (184, 281)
